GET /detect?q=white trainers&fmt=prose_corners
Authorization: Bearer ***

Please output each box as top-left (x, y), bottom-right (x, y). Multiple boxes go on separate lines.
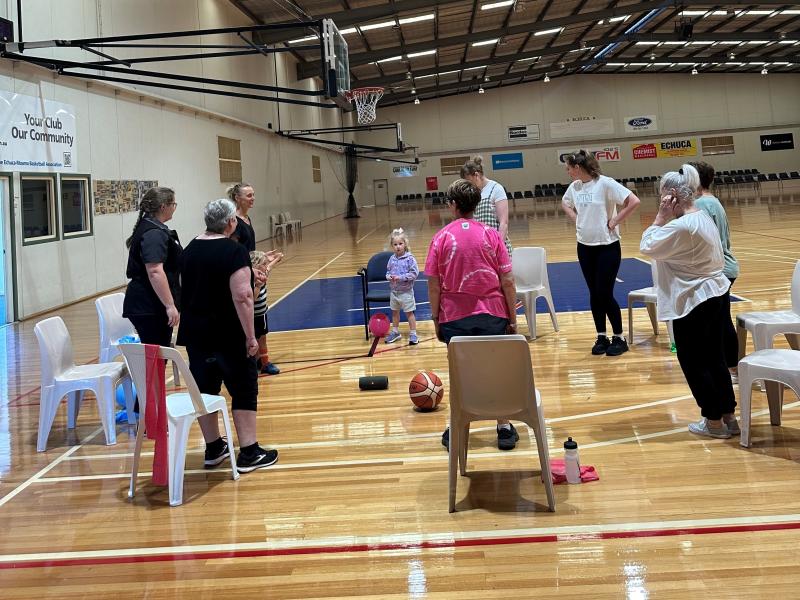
top-left (723, 418), bottom-right (741, 436)
top-left (688, 418), bottom-right (731, 439)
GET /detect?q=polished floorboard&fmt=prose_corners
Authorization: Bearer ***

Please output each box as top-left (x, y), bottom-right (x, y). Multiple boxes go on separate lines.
top-left (2, 186), bottom-right (800, 598)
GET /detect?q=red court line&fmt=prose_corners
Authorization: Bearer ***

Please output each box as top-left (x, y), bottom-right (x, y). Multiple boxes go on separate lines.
top-left (3, 520), bottom-right (800, 570)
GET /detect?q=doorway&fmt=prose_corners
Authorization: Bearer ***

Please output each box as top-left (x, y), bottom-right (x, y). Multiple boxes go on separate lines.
top-left (0, 177), bottom-right (12, 325)
top-left (373, 179), bottom-right (389, 206)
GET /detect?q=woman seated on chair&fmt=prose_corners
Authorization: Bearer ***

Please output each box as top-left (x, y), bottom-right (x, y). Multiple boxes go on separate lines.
top-left (177, 198), bottom-right (278, 473)
top-left (640, 164), bottom-right (737, 440)
top-left (426, 179), bottom-right (519, 451)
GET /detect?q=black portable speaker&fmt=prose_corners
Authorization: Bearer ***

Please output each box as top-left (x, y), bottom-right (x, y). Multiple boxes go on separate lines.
top-left (359, 375), bottom-right (389, 391)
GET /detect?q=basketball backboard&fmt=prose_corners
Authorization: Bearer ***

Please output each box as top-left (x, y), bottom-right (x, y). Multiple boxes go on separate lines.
top-left (322, 19), bottom-right (350, 108)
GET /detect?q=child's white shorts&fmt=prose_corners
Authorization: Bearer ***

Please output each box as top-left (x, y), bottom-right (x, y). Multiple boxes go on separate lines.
top-left (390, 290), bottom-right (416, 313)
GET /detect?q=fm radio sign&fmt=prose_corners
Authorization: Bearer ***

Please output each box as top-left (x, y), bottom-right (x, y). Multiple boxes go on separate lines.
top-left (624, 115), bottom-right (658, 133)
top-left (557, 146), bottom-right (621, 163)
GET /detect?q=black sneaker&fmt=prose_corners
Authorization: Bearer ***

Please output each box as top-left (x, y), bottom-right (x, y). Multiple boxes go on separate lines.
top-left (606, 336), bottom-right (629, 356)
top-left (204, 438), bottom-right (230, 468)
top-left (236, 446), bottom-right (279, 473)
top-left (591, 335), bottom-right (611, 355)
top-left (497, 424), bottom-right (519, 451)
top-left (442, 428), bottom-right (450, 451)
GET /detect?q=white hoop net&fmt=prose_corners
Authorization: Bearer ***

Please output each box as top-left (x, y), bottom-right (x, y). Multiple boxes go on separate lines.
top-left (345, 87), bottom-right (384, 124)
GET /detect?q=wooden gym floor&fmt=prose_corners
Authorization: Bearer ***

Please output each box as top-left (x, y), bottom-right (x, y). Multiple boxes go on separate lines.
top-left (1, 185), bottom-right (800, 598)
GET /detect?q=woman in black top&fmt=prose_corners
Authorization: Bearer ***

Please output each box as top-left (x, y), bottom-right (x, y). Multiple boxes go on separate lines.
top-left (123, 187), bottom-right (181, 347)
top-left (227, 182), bottom-right (280, 376)
top-left (177, 198), bottom-right (278, 473)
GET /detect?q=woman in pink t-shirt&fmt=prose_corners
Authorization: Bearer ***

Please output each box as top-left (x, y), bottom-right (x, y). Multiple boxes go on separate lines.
top-left (425, 179), bottom-right (519, 451)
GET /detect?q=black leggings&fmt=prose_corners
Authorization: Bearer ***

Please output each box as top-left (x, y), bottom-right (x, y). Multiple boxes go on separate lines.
top-left (721, 278), bottom-right (738, 368)
top-left (672, 295), bottom-right (736, 420)
top-left (128, 314), bottom-right (173, 347)
top-left (577, 241), bottom-right (623, 335)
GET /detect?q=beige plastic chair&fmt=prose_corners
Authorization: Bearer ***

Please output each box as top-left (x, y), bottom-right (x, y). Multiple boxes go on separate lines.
top-left (736, 260), bottom-right (800, 360)
top-left (512, 247), bottom-right (558, 340)
top-left (738, 349), bottom-right (800, 448)
top-left (95, 292), bottom-right (181, 389)
top-left (627, 260), bottom-right (675, 346)
top-left (34, 316), bottom-right (133, 451)
top-left (447, 335), bottom-right (556, 513)
top-left (119, 343), bottom-right (239, 506)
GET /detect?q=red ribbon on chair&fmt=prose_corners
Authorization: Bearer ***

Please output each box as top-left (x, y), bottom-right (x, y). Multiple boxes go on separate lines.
top-left (144, 344), bottom-right (168, 487)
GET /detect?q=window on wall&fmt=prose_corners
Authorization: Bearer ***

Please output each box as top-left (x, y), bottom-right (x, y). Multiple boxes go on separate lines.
top-left (60, 176), bottom-right (92, 236)
top-left (21, 176), bottom-right (57, 243)
top-left (701, 135), bottom-right (735, 156)
top-left (218, 136), bottom-right (243, 182)
top-left (440, 156), bottom-right (470, 176)
top-left (312, 155), bottom-right (322, 183)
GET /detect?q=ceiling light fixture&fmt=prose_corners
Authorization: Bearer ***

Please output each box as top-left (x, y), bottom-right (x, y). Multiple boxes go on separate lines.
top-left (472, 38), bottom-right (499, 46)
top-left (414, 98), bottom-right (420, 105)
top-left (691, 67), bottom-right (698, 75)
top-left (608, 15), bottom-right (630, 23)
top-left (376, 55), bottom-right (403, 63)
top-left (543, 74), bottom-right (550, 82)
top-left (360, 20), bottom-right (396, 31)
top-left (407, 49), bottom-right (437, 58)
top-left (398, 14), bottom-right (435, 25)
top-left (411, 88), bottom-right (416, 94)
top-left (478, 86), bottom-right (485, 94)
top-left (481, 0), bottom-right (514, 9)
top-left (729, 52), bottom-right (736, 59)
top-left (287, 35), bottom-right (319, 44)
top-left (535, 27), bottom-right (564, 36)
top-left (761, 67), bottom-right (768, 75)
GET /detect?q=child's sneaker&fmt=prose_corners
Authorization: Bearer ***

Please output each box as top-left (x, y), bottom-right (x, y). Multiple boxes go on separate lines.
top-left (385, 330), bottom-right (401, 344)
top-left (688, 418), bottom-right (731, 439)
top-left (261, 362), bottom-right (280, 375)
top-left (409, 332), bottom-right (419, 345)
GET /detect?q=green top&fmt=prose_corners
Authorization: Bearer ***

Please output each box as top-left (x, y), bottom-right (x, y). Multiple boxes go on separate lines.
top-left (695, 194), bottom-right (739, 279)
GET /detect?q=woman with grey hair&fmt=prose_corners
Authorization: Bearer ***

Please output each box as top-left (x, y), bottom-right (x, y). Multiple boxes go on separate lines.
top-left (640, 164), bottom-right (736, 439)
top-left (176, 198), bottom-right (278, 472)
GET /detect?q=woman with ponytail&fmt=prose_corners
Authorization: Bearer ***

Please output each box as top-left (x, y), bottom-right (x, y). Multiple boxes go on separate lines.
top-left (122, 187), bottom-right (182, 348)
top-left (640, 164), bottom-right (737, 439)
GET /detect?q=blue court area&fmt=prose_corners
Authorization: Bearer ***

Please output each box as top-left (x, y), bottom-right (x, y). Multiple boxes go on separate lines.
top-left (269, 258), bottom-right (739, 332)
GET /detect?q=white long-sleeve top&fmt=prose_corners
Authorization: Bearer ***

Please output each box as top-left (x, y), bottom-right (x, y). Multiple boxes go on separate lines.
top-left (639, 210), bottom-right (730, 321)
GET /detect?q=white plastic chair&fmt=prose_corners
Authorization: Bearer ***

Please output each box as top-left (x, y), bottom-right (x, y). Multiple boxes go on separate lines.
top-left (512, 247), bottom-right (559, 340)
top-left (447, 335), bottom-right (556, 513)
top-left (270, 214), bottom-right (289, 239)
top-left (737, 349), bottom-right (800, 448)
top-left (119, 343), bottom-right (239, 506)
top-left (34, 316), bottom-right (133, 452)
top-left (627, 260), bottom-right (676, 346)
top-left (736, 260), bottom-right (800, 360)
top-left (283, 211), bottom-right (302, 235)
top-left (95, 292), bottom-right (181, 389)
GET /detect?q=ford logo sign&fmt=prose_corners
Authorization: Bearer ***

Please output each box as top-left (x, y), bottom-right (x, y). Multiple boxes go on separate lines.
top-left (628, 117), bottom-right (652, 127)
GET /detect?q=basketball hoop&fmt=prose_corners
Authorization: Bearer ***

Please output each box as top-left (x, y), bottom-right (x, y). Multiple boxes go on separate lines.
top-left (345, 87), bottom-right (384, 124)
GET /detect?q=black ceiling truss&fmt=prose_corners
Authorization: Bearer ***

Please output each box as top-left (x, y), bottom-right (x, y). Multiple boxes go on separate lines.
top-left (0, 20), bottom-right (342, 109)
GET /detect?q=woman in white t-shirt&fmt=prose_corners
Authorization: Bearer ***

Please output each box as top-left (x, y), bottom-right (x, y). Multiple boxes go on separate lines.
top-left (561, 150), bottom-right (640, 356)
top-left (640, 164), bottom-right (736, 440)
top-left (460, 156), bottom-right (512, 254)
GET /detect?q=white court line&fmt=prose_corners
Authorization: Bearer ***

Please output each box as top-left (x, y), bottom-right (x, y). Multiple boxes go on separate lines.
top-left (63, 393), bottom-right (698, 462)
top-left (0, 427), bottom-right (103, 507)
top-left (41, 400), bottom-right (800, 483)
top-left (269, 251), bottom-right (344, 310)
top-left (348, 301), bottom-right (430, 312)
top-left (3, 512), bottom-right (800, 564)
top-left (356, 226), bottom-right (379, 244)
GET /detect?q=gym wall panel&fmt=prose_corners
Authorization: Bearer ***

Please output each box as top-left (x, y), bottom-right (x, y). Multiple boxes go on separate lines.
top-left (357, 73), bottom-right (800, 200)
top-left (59, 235), bottom-right (98, 302)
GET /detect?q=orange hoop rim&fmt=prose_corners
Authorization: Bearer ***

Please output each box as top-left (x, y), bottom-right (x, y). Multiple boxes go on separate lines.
top-left (344, 87), bottom-right (385, 100)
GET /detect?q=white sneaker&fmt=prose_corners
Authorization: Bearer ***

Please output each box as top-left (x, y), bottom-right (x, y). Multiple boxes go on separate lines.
top-left (723, 418), bottom-right (741, 436)
top-left (688, 418), bottom-right (731, 439)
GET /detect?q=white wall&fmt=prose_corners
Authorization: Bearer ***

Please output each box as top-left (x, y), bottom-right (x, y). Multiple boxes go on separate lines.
top-left (357, 73), bottom-right (800, 199)
top-left (0, 0), bottom-right (352, 318)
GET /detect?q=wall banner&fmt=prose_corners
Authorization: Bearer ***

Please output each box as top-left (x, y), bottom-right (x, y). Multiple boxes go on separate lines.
top-left (624, 115), bottom-right (658, 132)
top-left (507, 124), bottom-right (540, 143)
top-left (557, 146), bottom-right (621, 164)
top-left (632, 138), bottom-right (697, 159)
top-left (425, 176), bottom-right (439, 191)
top-left (492, 152), bottom-right (524, 170)
top-left (550, 117), bottom-right (614, 139)
top-left (0, 91), bottom-right (77, 172)
top-left (392, 165), bottom-right (418, 177)
top-left (760, 133), bottom-right (794, 152)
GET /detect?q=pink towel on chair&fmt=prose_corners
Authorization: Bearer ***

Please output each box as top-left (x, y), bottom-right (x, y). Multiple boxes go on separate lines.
top-left (548, 459), bottom-right (599, 484)
top-left (144, 344), bottom-right (168, 487)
